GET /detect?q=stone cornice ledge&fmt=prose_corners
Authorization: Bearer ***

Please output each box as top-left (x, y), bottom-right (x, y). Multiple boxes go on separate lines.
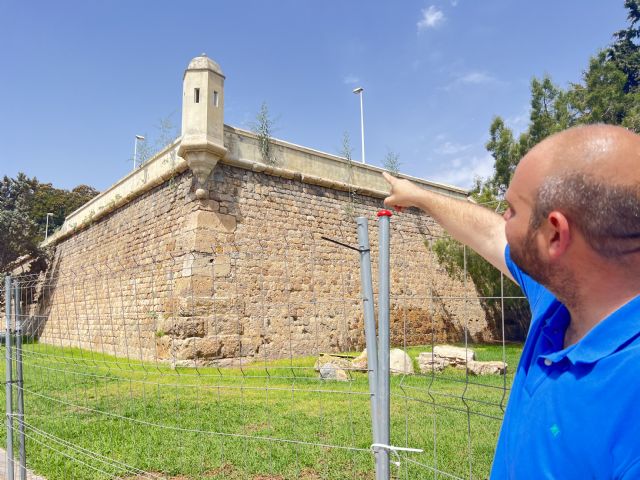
top-left (43, 139), bottom-right (186, 247)
top-left (221, 154), bottom-right (391, 199)
top-left (223, 125), bottom-right (469, 200)
top-left (44, 126), bottom-right (470, 248)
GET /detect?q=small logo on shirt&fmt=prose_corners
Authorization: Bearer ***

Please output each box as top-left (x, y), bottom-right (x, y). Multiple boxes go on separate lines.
top-left (550, 424), bottom-right (561, 438)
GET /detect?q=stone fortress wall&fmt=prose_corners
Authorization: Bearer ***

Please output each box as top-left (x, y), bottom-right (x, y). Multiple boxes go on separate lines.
top-left (22, 55), bottom-right (499, 366)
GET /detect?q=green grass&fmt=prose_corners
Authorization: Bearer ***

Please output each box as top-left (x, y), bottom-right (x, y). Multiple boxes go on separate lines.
top-left (0, 342), bottom-right (522, 480)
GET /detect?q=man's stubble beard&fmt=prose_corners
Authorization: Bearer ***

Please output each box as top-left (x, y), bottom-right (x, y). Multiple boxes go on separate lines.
top-left (510, 226), bottom-right (579, 308)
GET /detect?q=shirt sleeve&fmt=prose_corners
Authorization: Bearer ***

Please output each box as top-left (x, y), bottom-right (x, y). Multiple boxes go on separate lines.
top-left (504, 244), bottom-right (549, 313)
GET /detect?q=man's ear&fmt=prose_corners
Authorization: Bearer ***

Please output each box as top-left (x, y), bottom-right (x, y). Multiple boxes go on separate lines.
top-left (546, 211), bottom-right (571, 260)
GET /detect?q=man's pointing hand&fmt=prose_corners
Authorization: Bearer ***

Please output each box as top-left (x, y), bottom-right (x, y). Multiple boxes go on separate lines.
top-left (382, 171), bottom-right (423, 211)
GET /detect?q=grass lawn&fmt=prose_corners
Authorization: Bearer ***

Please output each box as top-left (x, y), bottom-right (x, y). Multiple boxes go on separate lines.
top-left (0, 342), bottom-right (522, 480)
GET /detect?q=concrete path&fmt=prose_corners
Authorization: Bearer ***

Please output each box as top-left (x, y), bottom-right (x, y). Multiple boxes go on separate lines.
top-left (0, 449), bottom-right (47, 479)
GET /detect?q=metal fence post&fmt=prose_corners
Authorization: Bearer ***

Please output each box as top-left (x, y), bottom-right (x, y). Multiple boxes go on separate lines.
top-left (377, 210), bottom-right (392, 479)
top-left (356, 217), bottom-right (382, 477)
top-left (13, 281), bottom-right (25, 480)
top-left (5, 275), bottom-right (14, 480)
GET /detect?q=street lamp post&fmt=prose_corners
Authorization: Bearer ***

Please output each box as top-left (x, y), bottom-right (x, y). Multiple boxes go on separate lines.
top-left (353, 87), bottom-right (366, 164)
top-left (133, 135), bottom-right (145, 170)
top-left (45, 213), bottom-right (54, 241)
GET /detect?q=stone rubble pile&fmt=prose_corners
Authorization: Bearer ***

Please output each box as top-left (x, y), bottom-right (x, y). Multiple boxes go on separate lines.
top-left (316, 344), bottom-right (507, 381)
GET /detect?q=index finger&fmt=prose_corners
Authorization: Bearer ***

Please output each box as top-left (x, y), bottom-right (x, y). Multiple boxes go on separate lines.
top-left (382, 171), bottom-right (397, 185)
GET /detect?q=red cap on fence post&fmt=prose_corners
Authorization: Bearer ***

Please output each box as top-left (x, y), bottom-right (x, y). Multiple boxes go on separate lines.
top-left (376, 209), bottom-right (393, 218)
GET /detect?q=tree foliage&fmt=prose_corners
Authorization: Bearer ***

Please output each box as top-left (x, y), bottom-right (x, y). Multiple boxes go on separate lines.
top-left (484, 1), bottom-right (640, 194)
top-left (433, 1), bottom-right (640, 339)
top-left (0, 174), bottom-right (39, 270)
top-left (0, 173), bottom-right (98, 272)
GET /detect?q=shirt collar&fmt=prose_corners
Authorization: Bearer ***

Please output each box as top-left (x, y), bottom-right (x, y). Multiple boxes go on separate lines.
top-left (546, 294), bottom-right (640, 365)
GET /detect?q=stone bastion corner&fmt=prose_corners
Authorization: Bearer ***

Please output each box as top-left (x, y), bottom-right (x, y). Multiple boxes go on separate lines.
top-left (27, 55), bottom-right (507, 366)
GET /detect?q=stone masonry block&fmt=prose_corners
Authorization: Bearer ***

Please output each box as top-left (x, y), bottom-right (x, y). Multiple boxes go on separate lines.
top-left (159, 317), bottom-right (205, 339)
top-left (174, 275), bottom-right (213, 295)
top-left (214, 255), bottom-right (231, 277)
top-left (184, 211), bottom-right (237, 232)
top-left (155, 335), bottom-right (172, 360)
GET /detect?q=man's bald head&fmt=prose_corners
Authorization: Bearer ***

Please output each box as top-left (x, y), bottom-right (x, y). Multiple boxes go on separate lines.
top-left (521, 124), bottom-right (640, 260)
top-left (531, 124), bottom-right (640, 183)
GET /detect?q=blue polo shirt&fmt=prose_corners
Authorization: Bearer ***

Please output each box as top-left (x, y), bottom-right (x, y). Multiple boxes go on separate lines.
top-left (490, 245), bottom-right (640, 479)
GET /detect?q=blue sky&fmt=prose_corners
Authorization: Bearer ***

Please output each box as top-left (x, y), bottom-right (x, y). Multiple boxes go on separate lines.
top-left (0, 1), bottom-right (629, 191)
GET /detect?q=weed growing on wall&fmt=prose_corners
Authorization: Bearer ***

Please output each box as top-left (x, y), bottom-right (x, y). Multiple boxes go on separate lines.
top-left (383, 149), bottom-right (401, 175)
top-left (340, 131), bottom-right (357, 220)
top-left (253, 101), bottom-right (278, 165)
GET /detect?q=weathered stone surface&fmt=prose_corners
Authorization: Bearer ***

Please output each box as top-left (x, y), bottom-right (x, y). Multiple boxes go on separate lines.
top-left (174, 275), bottom-right (215, 296)
top-left (174, 336), bottom-right (241, 361)
top-left (351, 349), bottom-right (368, 370)
top-left (390, 348), bottom-right (414, 375)
top-left (417, 352), bottom-right (447, 373)
top-left (155, 335), bottom-right (172, 359)
top-left (193, 337), bottom-right (223, 358)
top-left (192, 229), bottom-right (217, 253)
top-left (314, 353), bottom-right (354, 372)
top-left (213, 255), bottom-right (231, 277)
top-left (417, 348), bottom-right (505, 375)
top-left (28, 164), bottom-right (494, 365)
top-left (176, 297), bottom-right (217, 317)
top-left (195, 336), bottom-right (241, 359)
top-left (175, 337), bottom-right (197, 360)
top-left (159, 318), bottom-right (205, 339)
top-left (185, 210), bottom-right (237, 232)
top-left (432, 345), bottom-right (476, 366)
top-left (319, 363), bottom-right (349, 382)
top-left (466, 360), bottom-right (507, 375)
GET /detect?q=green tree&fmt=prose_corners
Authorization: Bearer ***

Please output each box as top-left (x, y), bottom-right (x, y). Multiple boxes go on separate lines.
top-left (528, 76), bottom-right (572, 145)
top-left (0, 173), bottom-right (99, 272)
top-left (485, 1), bottom-right (640, 194)
top-left (31, 182), bottom-right (99, 239)
top-left (0, 174), bottom-right (39, 271)
top-left (434, 1), bottom-right (640, 339)
top-left (609, 0), bottom-right (640, 93)
top-left (568, 52), bottom-right (634, 126)
top-left (485, 117), bottom-right (521, 194)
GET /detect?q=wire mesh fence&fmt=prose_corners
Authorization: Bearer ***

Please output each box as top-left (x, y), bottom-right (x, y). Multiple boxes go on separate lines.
top-left (1, 213), bottom-right (526, 480)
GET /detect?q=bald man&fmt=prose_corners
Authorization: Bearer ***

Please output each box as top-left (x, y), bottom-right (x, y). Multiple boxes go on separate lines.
top-left (383, 125), bottom-right (640, 479)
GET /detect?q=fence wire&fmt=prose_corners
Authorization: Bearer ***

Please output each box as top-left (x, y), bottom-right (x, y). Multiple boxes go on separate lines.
top-left (1, 215), bottom-right (526, 480)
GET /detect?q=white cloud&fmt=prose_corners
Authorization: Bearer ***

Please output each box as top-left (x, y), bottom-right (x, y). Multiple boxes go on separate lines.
top-left (417, 6), bottom-right (445, 31)
top-left (458, 71), bottom-right (495, 84)
top-left (434, 141), bottom-right (473, 155)
top-left (343, 75), bottom-right (360, 85)
top-left (443, 70), bottom-right (503, 91)
top-left (430, 154), bottom-right (494, 189)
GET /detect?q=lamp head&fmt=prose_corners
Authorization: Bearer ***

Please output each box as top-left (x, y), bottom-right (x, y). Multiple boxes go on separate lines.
top-left (352, 87), bottom-right (364, 94)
